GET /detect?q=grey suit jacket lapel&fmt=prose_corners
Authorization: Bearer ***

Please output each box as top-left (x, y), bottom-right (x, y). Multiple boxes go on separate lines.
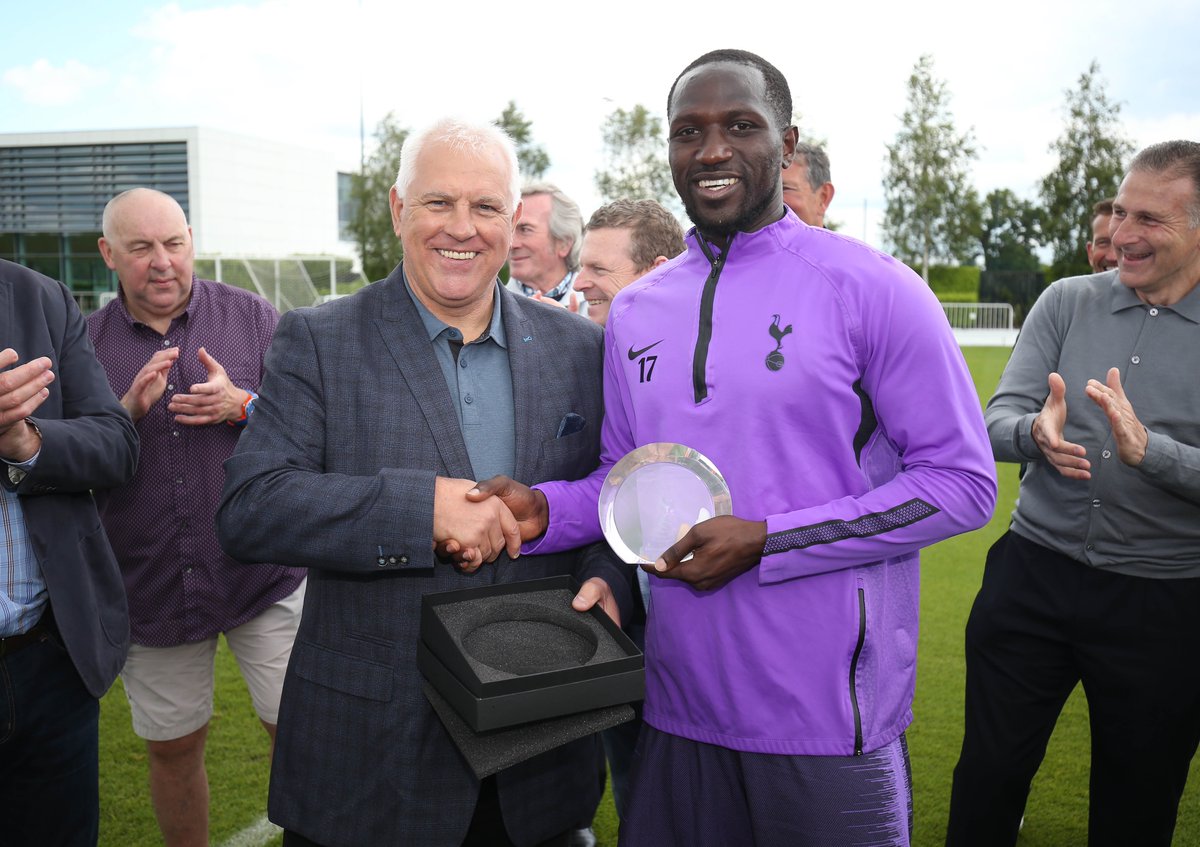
top-left (501, 285), bottom-right (542, 486)
top-left (374, 266), bottom-right (474, 479)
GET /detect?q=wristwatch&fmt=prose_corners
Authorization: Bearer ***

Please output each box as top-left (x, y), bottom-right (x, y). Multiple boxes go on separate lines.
top-left (228, 391), bottom-right (257, 427)
top-left (4, 418), bottom-right (41, 484)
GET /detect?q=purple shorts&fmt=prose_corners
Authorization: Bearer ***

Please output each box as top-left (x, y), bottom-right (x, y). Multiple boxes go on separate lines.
top-left (620, 726), bottom-right (912, 847)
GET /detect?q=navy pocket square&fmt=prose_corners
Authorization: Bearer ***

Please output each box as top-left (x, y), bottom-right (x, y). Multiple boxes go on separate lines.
top-left (556, 413), bottom-right (586, 438)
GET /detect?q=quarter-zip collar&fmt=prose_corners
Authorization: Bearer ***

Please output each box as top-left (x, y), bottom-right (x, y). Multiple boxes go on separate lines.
top-left (692, 233), bottom-right (729, 403)
top-left (687, 211), bottom-right (801, 404)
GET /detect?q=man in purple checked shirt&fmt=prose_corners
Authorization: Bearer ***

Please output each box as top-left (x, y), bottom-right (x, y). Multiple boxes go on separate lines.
top-left (87, 188), bottom-right (305, 847)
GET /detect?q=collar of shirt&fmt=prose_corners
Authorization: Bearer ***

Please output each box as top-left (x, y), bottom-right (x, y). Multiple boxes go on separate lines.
top-left (1110, 271), bottom-right (1200, 323)
top-left (116, 273), bottom-right (202, 331)
top-left (514, 269), bottom-right (578, 303)
top-left (403, 271), bottom-right (508, 348)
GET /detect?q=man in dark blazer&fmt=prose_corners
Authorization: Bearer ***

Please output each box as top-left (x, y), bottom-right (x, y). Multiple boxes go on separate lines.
top-left (217, 117), bottom-right (630, 847)
top-left (0, 258), bottom-right (139, 845)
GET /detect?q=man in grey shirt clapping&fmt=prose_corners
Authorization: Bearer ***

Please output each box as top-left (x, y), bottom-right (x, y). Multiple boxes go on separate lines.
top-left (947, 140), bottom-right (1200, 847)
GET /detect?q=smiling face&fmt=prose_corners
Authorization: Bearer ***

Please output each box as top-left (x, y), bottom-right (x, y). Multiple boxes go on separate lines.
top-left (1111, 168), bottom-right (1200, 306)
top-left (508, 192), bottom-right (570, 292)
top-left (390, 139), bottom-right (518, 328)
top-left (1087, 211), bottom-right (1118, 272)
top-left (573, 227), bottom-right (645, 326)
top-left (668, 61), bottom-right (795, 239)
top-left (98, 189), bottom-right (194, 333)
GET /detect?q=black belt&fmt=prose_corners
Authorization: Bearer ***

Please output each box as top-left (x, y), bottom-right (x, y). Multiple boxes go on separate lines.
top-left (0, 609), bottom-right (53, 657)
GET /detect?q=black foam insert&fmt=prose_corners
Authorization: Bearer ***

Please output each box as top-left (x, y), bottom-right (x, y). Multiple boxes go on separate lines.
top-left (436, 592), bottom-right (627, 682)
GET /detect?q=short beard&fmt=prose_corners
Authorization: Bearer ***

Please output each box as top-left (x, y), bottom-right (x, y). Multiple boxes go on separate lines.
top-left (682, 188), bottom-right (777, 241)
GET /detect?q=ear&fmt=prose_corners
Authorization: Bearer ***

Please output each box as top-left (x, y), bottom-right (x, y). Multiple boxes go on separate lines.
top-left (651, 255), bottom-right (670, 269)
top-left (780, 125), bottom-right (799, 168)
top-left (97, 236), bottom-right (117, 271)
top-left (388, 186), bottom-right (404, 237)
top-left (818, 183), bottom-right (835, 213)
top-left (1086, 242), bottom-right (1096, 262)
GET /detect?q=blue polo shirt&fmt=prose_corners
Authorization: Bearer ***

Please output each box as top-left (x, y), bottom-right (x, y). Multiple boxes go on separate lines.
top-left (404, 273), bottom-right (515, 481)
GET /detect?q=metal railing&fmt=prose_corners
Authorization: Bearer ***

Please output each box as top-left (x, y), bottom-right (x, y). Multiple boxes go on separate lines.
top-left (70, 254), bottom-right (366, 315)
top-left (940, 302), bottom-right (1018, 347)
top-left (194, 255), bottom-right (366, 313)
top-left (940, 302), bottom-right (1015, 330)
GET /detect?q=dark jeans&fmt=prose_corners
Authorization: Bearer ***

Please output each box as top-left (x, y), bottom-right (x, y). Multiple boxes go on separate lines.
top-left (0, 612), bottom-right (100, 846)
top-left (947, 531), bottom-right (1200, 847)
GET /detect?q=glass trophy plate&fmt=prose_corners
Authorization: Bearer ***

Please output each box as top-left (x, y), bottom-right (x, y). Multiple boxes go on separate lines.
top-left (598, 443), bottom-right (733, 565)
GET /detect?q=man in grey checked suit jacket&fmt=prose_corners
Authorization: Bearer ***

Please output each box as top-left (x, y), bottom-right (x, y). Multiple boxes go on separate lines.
top-left (217, 118), bottom-right (630, 846)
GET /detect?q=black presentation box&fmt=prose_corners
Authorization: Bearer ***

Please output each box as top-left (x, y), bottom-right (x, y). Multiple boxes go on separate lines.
top-left (418, 575), bottom-right (644, 732)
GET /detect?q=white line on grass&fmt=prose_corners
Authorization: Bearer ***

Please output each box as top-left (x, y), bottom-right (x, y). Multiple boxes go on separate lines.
top-left (218, 814), bottom-right (282, 847)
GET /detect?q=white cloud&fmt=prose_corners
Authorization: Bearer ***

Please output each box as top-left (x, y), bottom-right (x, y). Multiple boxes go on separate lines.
top-left (3, 58), bottom-right (109, 106)
top-left (2, 0), bottom-right (1196, 252)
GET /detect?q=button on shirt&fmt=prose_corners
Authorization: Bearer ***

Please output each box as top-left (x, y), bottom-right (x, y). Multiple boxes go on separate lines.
top-left (87, 277), bottom-right (306, 645)
top-left (405, 272), bottom-right (515, 481)
top-left (986, 271), bottom-right (1200, 577)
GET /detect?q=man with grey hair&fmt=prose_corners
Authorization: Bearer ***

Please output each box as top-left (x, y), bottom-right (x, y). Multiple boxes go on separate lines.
top-left (217, 117), bottom-right (628, 847)
top-left (781, 141), bottom-right (835, 227)
top-left (88, 187), bottom-right (305, 847)
top-left (947, 140), bottom-right (1200, 847)
top-left (507, 181), bottom-right (587, 315)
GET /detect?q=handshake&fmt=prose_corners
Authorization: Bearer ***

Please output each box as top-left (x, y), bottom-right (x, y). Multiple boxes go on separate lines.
top-left (434, 474), bottom-right (621, 624)
top-left (433, 473), bottom-right (770, 594)
top-left (432, 475), bottom-right (546, 572)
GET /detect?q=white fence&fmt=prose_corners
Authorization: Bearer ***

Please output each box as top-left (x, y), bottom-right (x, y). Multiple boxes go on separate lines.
top-left (941, 302), bottom-right (1018, 347)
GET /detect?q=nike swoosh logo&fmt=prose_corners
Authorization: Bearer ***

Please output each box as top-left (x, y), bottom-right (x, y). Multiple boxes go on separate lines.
top-left (627, 340), bottom-right (664, 360)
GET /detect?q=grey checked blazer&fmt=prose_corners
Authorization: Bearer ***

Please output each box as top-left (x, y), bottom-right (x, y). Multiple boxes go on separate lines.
top-left (217, 267), bottom-right (629, 847)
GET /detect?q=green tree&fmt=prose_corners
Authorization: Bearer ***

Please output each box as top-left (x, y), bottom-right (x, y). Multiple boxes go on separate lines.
top-left (1038, 61), bottom-right (1133, 280)
top-left (978, 189), bottom-right (1042, 272)
top-left (350, 112), bottom-right (408, 282)
top-left (882, 54), bottom-right (980, 281)
top-left (494, 100), bottom-right (550, 179)
top-left (594, 104), bottom-right (678, 211)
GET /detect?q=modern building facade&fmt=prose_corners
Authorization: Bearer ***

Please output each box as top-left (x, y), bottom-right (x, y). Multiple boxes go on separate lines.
top-left (0, 127), bottom-right (358, 310)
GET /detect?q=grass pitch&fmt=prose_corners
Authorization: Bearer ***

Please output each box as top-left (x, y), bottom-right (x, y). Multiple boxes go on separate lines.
top-left (98, 347), bottom-right (1200, 846)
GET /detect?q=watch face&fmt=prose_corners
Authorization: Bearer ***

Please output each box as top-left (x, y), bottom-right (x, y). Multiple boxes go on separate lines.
top-left (597, 443), bottom-right (732, 565)
top-left (244, 396), bottom-right (255, 417)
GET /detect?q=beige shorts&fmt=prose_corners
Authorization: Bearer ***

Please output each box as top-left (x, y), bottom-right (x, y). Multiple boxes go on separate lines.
top-left (121, 579), bottom-right (305, 742)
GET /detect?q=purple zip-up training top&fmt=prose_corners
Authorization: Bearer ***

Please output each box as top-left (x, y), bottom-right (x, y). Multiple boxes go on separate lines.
top-left (530, 212), bottom-right (996, 756)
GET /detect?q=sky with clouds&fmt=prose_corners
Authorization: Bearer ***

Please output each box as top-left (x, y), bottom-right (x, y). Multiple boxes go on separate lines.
top-left (3, 0), bottom-right (1198, 249)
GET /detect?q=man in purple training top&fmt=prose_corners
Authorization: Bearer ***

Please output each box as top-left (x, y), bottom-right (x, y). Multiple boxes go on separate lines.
top-left (453, 49), bottom-right (997, 846)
